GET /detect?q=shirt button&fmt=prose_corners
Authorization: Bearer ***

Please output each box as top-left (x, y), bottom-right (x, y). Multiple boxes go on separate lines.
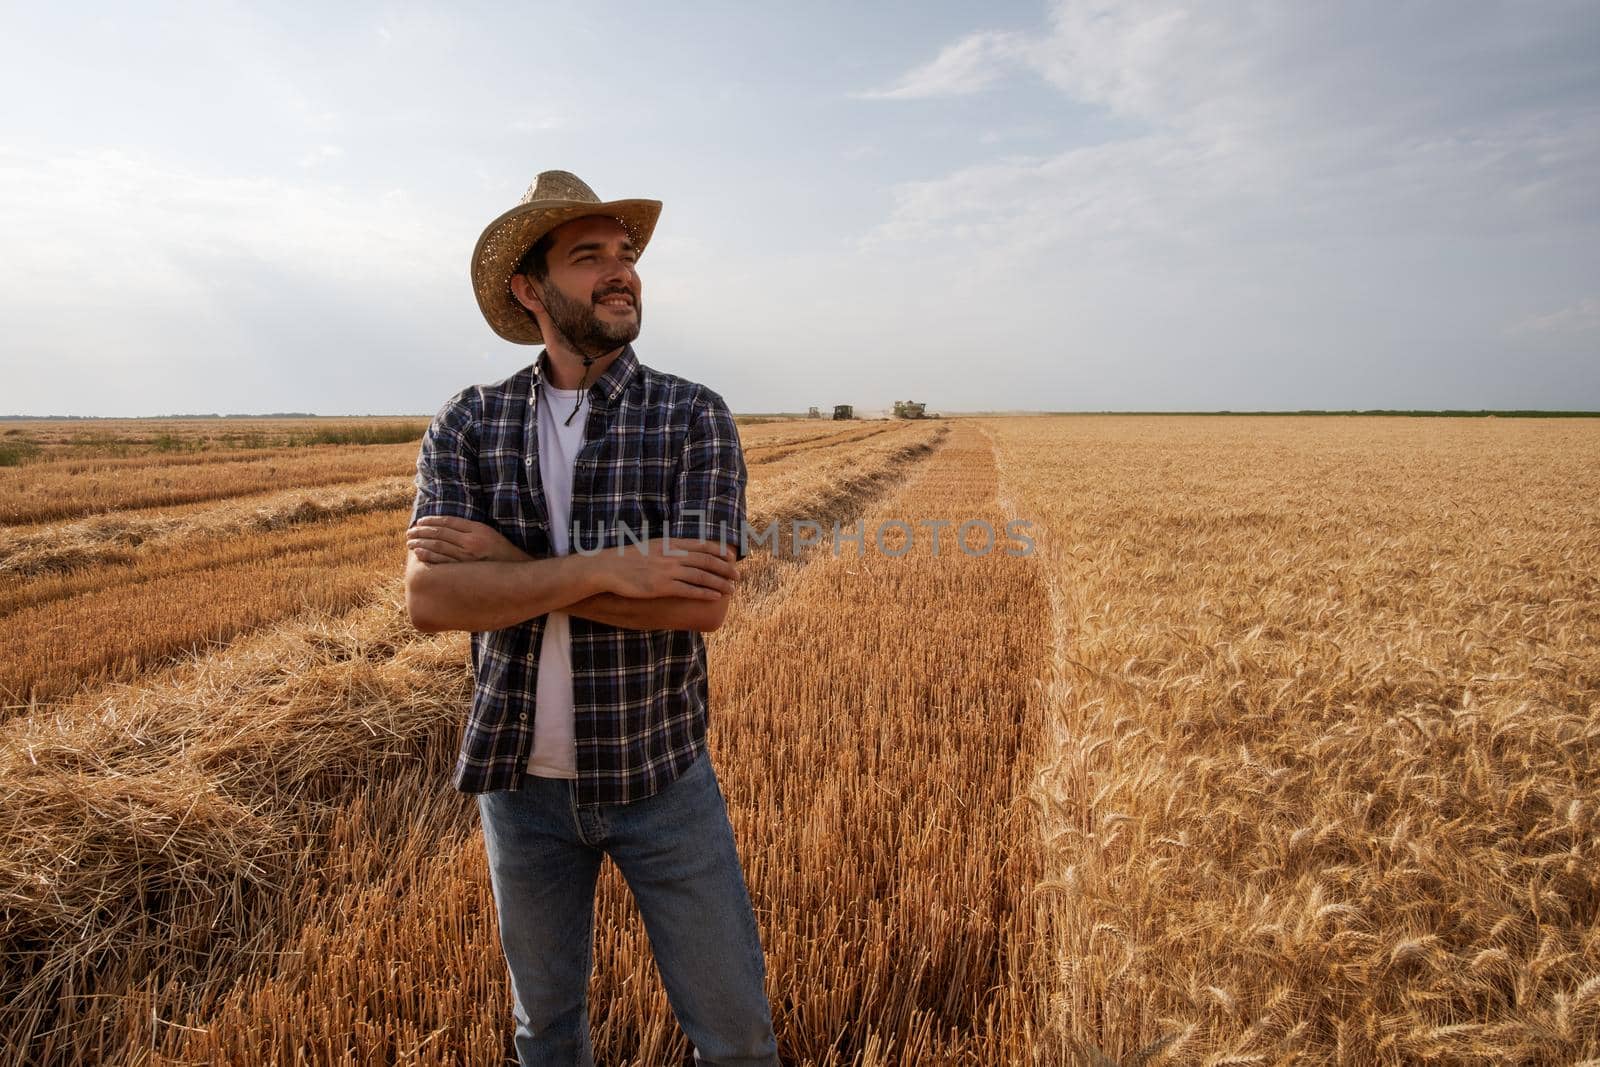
top-left (524, 457), bottom-right (533, 466)
top-left (518, 712), bottom-right (527, 722)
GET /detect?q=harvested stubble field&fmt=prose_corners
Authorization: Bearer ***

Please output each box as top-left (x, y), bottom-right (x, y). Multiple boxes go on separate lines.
top-left (1, 414), bottom-right (1597, 1065)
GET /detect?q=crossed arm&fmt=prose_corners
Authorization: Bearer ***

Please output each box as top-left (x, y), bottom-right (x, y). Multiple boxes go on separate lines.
top-left (403, 515), bottom-right (740, 634)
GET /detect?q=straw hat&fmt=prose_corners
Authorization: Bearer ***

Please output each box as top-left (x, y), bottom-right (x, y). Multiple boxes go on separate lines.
top-left (470, 170), bottom-right (662, 345)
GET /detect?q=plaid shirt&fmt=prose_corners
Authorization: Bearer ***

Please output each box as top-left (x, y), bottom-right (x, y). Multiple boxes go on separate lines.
top-left (410, 343), bottom-right (748, 804)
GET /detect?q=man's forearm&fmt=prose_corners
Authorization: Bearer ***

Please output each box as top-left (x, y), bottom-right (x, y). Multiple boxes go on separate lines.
top-left (566, 592), bottom-right (727, 633)
top-left (408, 553), bottom-right (606, 633)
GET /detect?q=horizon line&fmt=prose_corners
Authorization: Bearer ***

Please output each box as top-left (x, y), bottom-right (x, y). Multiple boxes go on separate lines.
top-left (4, 408), bottom-right (1600, 420)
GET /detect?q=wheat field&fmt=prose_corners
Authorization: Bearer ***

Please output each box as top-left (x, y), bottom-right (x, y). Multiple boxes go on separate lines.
top-left (1, 414), bottom-right (1596, 1065)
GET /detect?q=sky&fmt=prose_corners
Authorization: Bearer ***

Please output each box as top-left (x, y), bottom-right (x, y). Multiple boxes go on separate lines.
top-left (2, 1), bottom-right (1597, 416)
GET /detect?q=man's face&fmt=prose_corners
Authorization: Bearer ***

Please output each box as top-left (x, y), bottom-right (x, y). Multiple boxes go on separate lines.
top-left (528, 215), bottom-right (642, 355)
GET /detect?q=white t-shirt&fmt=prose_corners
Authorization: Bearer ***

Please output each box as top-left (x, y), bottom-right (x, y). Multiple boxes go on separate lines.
top-left (526, 381), bottom-right (587, 779)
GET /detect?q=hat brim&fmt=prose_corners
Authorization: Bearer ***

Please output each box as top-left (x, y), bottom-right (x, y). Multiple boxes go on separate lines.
top-left (470, 198), bottom-right (662, 345)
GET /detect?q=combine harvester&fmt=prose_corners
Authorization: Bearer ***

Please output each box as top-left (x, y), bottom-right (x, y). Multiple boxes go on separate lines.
top-left (892, 400), bottom-right (939, 419)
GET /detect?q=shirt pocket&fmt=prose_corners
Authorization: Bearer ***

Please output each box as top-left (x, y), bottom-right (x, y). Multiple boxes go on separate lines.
top-left (585, 446), bottom-right (672, 545)
top-left (471, 462), bottom-right (541, 556)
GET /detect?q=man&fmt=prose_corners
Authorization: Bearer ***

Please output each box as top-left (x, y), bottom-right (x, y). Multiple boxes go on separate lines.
top-left (404, 170), bottom-right (779, 1066)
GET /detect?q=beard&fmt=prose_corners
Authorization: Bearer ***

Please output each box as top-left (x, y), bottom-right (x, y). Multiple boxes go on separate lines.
top-left (538, 281), bottom-right (641, 356)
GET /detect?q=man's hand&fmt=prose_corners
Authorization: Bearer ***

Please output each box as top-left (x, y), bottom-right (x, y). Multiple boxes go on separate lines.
top-left (595, 536), bottom-right (739, 601)
top-left (407, 515), bottom-right (531, 564)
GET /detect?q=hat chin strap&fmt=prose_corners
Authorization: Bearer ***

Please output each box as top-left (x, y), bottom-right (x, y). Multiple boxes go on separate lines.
top-left (521, 304), bottom-right (600, 427)
top-left (563, 352), bottom-right (596, 427)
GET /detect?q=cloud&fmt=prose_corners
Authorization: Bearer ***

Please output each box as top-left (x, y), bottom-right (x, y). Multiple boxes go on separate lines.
top-left (509, 115), bottom-right (566, 133)
top-left (832, 0), bottom-right (1600, 410)
top-left (0, 146), bottom-right (479, 414)
top-left (1506, 297), bottom-right (1600, 337)
top-left (862, 2), bottom-right (1600, 261)
top-left (853, 31), bottom-right (1030, 100)
top-left (298, 144), bottom-right (344, 168)
top-left (0, 146), bottom-right (455, 291)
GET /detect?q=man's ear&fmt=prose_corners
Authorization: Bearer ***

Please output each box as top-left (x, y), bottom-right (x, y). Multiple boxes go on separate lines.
top-left (509, 273), bottom-right (546, 316)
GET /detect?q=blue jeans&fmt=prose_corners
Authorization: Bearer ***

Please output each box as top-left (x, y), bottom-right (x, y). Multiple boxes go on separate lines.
top-left (477, 749), bottom-right (779, 1066)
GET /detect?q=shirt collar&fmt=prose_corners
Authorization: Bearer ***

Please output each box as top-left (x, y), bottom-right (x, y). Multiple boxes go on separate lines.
top-left (531, 344), bottom-right (639, 409)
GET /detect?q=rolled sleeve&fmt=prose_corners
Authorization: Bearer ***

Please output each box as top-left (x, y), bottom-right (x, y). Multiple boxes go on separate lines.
top-left (411, 389), bottom-right (489, 527)
top-left (667, 389), bottom-right (748, 560)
